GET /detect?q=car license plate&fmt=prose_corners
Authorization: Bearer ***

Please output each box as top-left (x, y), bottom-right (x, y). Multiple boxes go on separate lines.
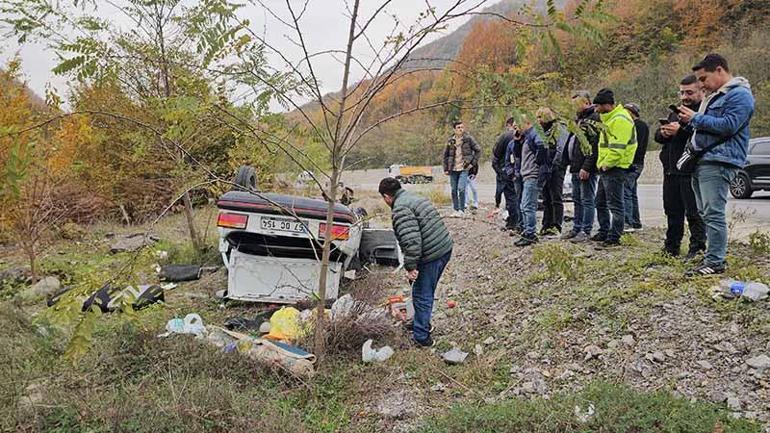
top-left (260, 216), bottom-right (307, 234)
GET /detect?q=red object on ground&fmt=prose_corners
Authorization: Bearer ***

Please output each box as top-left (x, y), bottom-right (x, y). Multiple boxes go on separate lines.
top-left (447, 300), bottom-right (457, 308)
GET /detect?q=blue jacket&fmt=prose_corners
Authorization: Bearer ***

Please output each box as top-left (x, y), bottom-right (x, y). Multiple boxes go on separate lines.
top-left (691, 77), bottom-right (755, 168)
top-left (503, 137), bottom-right (523, 178)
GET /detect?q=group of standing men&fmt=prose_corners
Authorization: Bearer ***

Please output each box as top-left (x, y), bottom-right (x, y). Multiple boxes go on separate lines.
top-left (445, 53), bottom-right (755, 277)
top-left (380, 53), bottom-right (755, 347)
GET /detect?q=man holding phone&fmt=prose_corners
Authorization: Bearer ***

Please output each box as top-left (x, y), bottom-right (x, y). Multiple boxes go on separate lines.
top-left (676, 54), bottom-right (755, 277)
top-left (655, 74), bottom-right (706, 259)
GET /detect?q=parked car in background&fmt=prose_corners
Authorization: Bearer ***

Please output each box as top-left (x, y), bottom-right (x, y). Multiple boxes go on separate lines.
top-left (730, 137), bottom-right (770, 199)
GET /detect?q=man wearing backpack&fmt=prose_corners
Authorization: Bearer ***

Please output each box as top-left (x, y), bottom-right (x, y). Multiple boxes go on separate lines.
top-left (676, 54), bottom-right (755, 276)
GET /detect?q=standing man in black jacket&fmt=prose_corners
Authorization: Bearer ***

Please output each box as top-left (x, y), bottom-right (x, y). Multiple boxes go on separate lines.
top-left (562, 91), bottom-right (600, 242)
top-left (623, 103), bottom-right (648, 232)
top-left (492, 117), bottom-right (516, 211)
top-left (655, 74), bottom-right (706, 258)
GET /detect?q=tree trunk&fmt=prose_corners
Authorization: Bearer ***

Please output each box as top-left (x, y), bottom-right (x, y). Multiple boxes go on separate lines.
top-left (181, 191), bottom-right (203, 251)
top-left (313, 170), bottom-right (339, 359)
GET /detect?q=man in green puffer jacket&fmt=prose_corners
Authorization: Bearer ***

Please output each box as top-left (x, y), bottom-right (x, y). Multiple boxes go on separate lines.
top-left (379, 177), bottom-right (453, 347)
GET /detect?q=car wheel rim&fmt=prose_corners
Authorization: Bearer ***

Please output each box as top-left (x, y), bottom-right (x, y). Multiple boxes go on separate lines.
top-left (732, 177), bottom-right (746, 196)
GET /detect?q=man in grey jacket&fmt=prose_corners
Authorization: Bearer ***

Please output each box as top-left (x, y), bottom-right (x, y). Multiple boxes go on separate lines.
top-left (514, 114), bottom-right (548, 247)
top-left (379, 177), bottom-right (453, 347)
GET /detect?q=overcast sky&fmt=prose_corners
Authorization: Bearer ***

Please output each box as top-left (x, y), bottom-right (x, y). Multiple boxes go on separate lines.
top-left (1, 0), bottom-right (482, 109)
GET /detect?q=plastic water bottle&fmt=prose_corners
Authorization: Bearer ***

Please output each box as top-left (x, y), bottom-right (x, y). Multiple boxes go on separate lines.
top-left (719, 279), bottom-right (745, 297)
top-left (743, 282), bottom-right (770, 301)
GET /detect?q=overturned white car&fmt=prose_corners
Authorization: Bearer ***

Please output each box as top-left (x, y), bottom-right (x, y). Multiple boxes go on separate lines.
top-left (216, 169), bottom-right (399, 304)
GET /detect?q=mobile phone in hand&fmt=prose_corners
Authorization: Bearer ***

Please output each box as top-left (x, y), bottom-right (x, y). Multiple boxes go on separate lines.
top-left (668, 104), bottom-right (680, 113)
top-left (658, 118), bottom-right (671, 126)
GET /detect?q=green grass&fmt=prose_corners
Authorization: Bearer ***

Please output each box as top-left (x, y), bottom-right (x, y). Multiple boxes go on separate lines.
top-left (418, 381), bottom-right (761, 433)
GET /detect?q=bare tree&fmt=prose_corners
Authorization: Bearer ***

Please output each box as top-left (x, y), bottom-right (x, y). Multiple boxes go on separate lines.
top-left (222, 0), bottom-right (604, 357)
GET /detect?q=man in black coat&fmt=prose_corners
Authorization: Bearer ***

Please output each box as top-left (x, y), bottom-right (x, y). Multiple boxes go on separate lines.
top-left (655, 74), bottom-right (706, 258)
top-left (492, 117), bottom-right (516, 210)
top-left (623, 103), bottom-right (649, 231)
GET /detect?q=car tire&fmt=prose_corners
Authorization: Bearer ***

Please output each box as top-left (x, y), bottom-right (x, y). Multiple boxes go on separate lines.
top-left (234, 165), bottom-right (257, 191)
top-left (730, 172), bottom-right (753, 199)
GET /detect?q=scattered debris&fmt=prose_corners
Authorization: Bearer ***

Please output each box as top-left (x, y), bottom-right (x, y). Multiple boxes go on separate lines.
top-left (483, 336), bottom-right (495, 345)
top-left (430, 382), bottom-right (447, 393)
top-left (109, 233), bottom-right (158, 254)
top-left (646, 351), bottom-right (666, 363)
top-left (266, 307), bottom-right (302, 341)
top-left (161, 313), bottom-right (206, 337)
top-left (442, 348), bottom-right (469, 365)
top-left (621, 334), bottom-right (636, 347)
top-left (574, 403), bottom-right (596, 423)
top-left (159, 264), bottom-right (201, 282)
top-left (727, 395), bottom-right (742, 411)
top-left (447, 299), bottom-right (457, 309)
top-left (583, 345), bottom-right (603, 361)
top-left (746, 354), bottom-right (770, 370)
top-left (361, 339), bottom-right (394, 363)
top-left (712, 279), bottom-right (769, 301)
top-left (696, 360), bottom-right (714, 370)
top-left (21, 276), bottom-right (61, 300)
top-left (473, 344), bottom-right (484, 356)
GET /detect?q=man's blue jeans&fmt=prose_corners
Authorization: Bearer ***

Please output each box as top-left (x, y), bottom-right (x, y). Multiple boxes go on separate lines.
top-left (624, 164), bottom-right (643, 227)
top-left (449, 170), bottom-right (469, 211)
top-left (412, 250), bottom-right (452, 344)
top-left (520, 178), bottom-right (540, 237)
top-left (466, 175), bottom-right (479, 208)
top-left (571, 172), bottom-right (598, 235)
top-left (596, 168), bottom-right (625, 242)
top-left (691, 163), bottom-right (737, 266)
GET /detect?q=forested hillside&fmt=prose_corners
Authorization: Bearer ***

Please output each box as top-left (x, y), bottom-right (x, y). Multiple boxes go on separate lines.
top-left (339, 0), bottom-right (770, 169)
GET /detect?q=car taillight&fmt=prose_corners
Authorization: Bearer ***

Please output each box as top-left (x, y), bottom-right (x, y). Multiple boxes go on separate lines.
top-left (319, 223), bottom-right (350, 240)
top-left (217, 212), bottom-right (248, 229)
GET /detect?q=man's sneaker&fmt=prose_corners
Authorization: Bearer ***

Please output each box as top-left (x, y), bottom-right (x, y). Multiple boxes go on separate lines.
top-left (590, 233), bottom-right (607, 242)
top-left (561, 231), bottom-right (578, 240)
top-left (685, 262), bottom-right (726, 277)
top-left (413, 336), bottom-right (435, 348)
top-left (514, 235), bottom-right (538, 247)
top-left (570, 232), bottom-right (590, 243)
top-left (633, 224), bottom-right (643, 230)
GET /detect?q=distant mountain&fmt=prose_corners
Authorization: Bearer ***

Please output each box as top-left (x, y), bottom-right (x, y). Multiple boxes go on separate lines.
top-left (402, 0), bottom-right (567, 70)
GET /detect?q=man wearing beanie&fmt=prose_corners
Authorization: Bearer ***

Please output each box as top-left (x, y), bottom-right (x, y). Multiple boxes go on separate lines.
top-left (591, 88), bottom-right (638, 247)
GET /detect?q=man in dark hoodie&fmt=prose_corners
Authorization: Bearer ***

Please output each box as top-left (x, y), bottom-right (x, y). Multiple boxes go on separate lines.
top-left (492, 117), bottom-right (517, 211)
top-left (537, 107), bottom-right (570, 236)
top-left (562, 91), bottom-right (600, 242)
top-left (655, 74), bottom-right (706, 259)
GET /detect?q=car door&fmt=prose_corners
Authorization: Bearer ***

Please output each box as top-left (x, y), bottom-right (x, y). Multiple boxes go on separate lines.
top-left (747, 139), bottom-right (770, 187)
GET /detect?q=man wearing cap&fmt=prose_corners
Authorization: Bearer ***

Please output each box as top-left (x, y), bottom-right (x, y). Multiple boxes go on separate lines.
top-left (622, 103), bottom-right (649, 232)
top-left (592, 88), bottom-right (637, 247)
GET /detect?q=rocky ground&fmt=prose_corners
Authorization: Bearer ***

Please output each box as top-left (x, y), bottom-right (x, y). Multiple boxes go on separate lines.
top-left (2, 202), bottom-right (770, 432)
top-left (398, 210), bottom-right (770, 428)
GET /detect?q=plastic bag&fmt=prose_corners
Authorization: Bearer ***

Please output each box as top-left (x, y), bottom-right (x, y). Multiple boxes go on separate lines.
top-left (266, 307), bottom-right (301, 341)
top-left (362, 339), bottom-right (394, 363)
top-left (162, 313), bottom-right (206, 337)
